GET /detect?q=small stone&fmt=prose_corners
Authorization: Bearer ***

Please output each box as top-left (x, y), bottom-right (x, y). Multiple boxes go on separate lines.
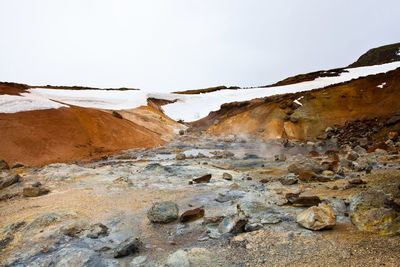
top-left (259, 178), bottom-right (269, 184)
top-left (147, 201), bottom-right (179, 223)
top-left (297, 204), bottom-right (336, 230)
top-left (193, 174), bottom-right (211, 183)
top-left (23, 187), bottom-right (50, 197)
top-left (179, 129), bottom-right (185, 135)
top-left (113, 237), bottom-right (141, 258)
top-left (180, 208), bottom-right (205, 223)
top-left (222, 172), bottom-right (233, 181)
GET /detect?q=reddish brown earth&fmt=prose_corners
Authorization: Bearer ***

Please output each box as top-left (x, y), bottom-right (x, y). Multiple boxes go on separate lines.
top-left (0, 105), bottom-right (166, 166)
top-left (192, 68), bottom-right (400, 141)
top-left (0, 83), bottom-right (28, 96)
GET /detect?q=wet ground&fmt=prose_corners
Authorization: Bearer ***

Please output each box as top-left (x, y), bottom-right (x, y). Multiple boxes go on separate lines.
top-left (0, 134), bottom-right (400, 266)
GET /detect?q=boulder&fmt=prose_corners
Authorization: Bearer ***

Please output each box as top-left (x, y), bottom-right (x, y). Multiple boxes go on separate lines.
top-left (180, 208), bottom-right (205, 223)
top-left (23, 187), bottom-right (50, 197)
top-left (288, 163), bottom-right (302, 174)
top-left (297, 170), bottom-right (318, 182)
top-left (147, 201), bottom-right (179, 223)
top-left (193, 174), bottom-right (211, 184)
top-left (0, 160), bottom-right (9, 170)
top-left (279, 175), bottom-right (298, 185)
top-left (222, 172), bottom-right (233, 181)
top-left (286, 193), bottom-right (321, 207)
top-left (113, 236), bottom-right (141, 258)
top-left (0, 174), bottom-right (21, 190)
top-left (349, 190), bottom-right (400, 235)
top-left (296, 204), bottom-right (336, 230)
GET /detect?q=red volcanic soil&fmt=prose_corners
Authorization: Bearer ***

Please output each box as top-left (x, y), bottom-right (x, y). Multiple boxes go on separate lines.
top-left (0, 83), bottom-right (28, 96)
top-left (0, 105), bottom-right (165, 166)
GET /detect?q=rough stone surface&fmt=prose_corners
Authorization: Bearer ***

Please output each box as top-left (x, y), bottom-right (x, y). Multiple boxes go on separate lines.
top-left (147, 201), bottom-right (179, 223)
top-left (180, 208), bottom-right (205, 223)
top-left (297, 204), bottom-right (336, 230)
top-left (113, 237), bottom-right (141, 258)
top-left (22, 187), bottom-right (50, 197)
top-left (87, 223), bottom-right (108, 239)
top-left (350, 190), bottom-right (400, 235)
top-left (193, 174), bottom-right (211, 184)
top-left (222, 172), bottom-right (233, 181)
top-left (0, 174), bottom-right (21, 190)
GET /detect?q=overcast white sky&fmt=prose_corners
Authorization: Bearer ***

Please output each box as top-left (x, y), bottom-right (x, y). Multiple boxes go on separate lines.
top-left (0, 0), bottom-right (399, 92)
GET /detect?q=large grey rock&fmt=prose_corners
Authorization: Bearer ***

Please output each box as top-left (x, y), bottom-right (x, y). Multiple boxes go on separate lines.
top-left (147, 201), bottom-right (179, 223)
top-left (297, 204), bottom-right (336, 230)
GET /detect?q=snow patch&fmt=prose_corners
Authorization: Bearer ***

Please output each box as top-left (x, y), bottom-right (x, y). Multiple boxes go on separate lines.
top-left (0, 93), bottom-right (68, 113)
top-left (377, 82), bottom-right (386, 89)
top-left (397, 48), bottom-right (400, 56)
top-left (294, 96), bottom-right (304, 106)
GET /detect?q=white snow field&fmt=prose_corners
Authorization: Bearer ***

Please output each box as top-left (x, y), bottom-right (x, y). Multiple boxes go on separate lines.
top-left (162, 61), bottom-right (400, 121)
top-left (0, 93), bottom-right (68, 113)
top-left (1, 61), bottom-right (400, 119)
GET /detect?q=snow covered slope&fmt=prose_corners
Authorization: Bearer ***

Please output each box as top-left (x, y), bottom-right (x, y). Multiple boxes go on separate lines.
top-left (162, 62), bottom-right (400, 121)
top-left (1, 61), bottom-right (400, 120)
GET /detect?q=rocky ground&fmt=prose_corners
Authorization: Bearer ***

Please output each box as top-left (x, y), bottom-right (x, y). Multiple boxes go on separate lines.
top-left (1, 133), bottom-right (400, 266)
